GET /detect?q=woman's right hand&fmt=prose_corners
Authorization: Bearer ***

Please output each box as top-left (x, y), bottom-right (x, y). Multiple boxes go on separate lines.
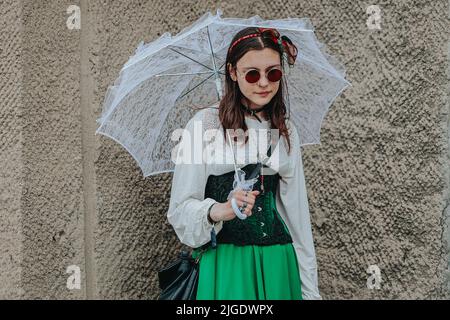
top-left (209, 190), bottom-right (260, 222)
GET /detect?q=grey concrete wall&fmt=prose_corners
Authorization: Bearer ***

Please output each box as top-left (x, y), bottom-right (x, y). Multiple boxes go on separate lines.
top-left (0, 0), bottom-right (25, 299)
top-left (0, 0), bottom-right (449, 299)
top-left (20, 0), bottom-right (86, 299)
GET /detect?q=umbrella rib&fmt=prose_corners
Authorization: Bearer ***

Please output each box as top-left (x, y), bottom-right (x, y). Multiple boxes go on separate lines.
top-left (154, 71), bottom-right (215, 77)
top-left (177, 72), bottom-right (216, 101)
top-left (154, 61), bottom-right (225, 77)
top-left (206, 26), bottom-right (222, 100)
top-left (170, 44), bottom-right (225, 66)
top-left (154, 68), bottom-right (224, 77)
top-left (168, 47), bottom-right (213, 72)
top-left (218, 61), bottom-right (226, 75)
top-left (176, 61), bottom-right (226, 101)
top-left (206, 27), bottom-right (219, 72)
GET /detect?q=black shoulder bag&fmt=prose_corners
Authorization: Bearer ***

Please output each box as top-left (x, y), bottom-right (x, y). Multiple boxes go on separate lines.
top-left (157, 248), bottom-right (208, 300)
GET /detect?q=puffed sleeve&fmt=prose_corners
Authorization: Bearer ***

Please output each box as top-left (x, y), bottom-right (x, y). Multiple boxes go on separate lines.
top-left (167, 114), bottom-right (224, 249)
top-left (275, 120), bottom-right (322, 300)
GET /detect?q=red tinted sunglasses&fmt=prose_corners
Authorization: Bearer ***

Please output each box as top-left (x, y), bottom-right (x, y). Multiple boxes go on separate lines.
top-left (236, 68), bottom-right (283, 84)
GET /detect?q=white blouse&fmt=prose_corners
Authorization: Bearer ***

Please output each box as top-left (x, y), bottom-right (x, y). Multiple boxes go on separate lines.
top-left (167, 107), bottom-right (322, 300)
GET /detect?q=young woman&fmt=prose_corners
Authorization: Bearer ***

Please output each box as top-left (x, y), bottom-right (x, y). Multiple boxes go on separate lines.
top-left (167, 27), bottom-right (321, 300)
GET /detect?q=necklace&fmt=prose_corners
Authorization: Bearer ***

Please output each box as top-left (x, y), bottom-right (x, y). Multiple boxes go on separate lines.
top-left (256, 121), bottom-right (272, 195)
top-left (241, 102), bottom-right (270, 123)
top-left (225, 114), bottom-right (271, 200)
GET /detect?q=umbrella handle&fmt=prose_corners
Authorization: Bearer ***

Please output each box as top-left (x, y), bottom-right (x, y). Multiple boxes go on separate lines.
top-left (225, 130), bottom-right (257, 220)
top-left (231, 197), bottom-right (248, 220)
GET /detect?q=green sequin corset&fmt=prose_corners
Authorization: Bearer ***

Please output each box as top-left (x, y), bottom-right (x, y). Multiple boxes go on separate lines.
top-left (204, 163), bottom-right (293, 246)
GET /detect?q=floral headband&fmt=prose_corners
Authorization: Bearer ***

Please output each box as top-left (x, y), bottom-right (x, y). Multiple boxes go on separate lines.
top-left (228, 27), bottom-right (298, 66)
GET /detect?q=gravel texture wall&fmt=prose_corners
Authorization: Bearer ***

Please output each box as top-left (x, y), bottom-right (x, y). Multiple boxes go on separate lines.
top-left (0, 0), bottom-right (448, 299)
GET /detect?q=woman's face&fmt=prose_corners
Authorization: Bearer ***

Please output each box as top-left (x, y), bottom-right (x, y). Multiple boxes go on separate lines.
top-left (229, 47), bottom-right (281, 109)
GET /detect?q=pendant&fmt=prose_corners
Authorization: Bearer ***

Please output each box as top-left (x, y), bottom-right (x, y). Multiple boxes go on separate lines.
top-left (260, 167), bottom-right (265, 194)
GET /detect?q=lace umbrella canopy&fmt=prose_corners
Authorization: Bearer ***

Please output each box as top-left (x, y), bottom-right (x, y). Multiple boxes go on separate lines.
top-left (95, 9), bottom-right (351, 177)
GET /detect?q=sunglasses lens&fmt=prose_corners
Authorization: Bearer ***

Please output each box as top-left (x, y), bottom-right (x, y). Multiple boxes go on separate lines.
top-left (245, 70), bottom-right (260, 83)
top-left (267, 69), bottom-right (282, 82)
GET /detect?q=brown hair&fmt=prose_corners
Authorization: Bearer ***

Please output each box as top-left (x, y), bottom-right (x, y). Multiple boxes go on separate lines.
top-left (219, 27), bottom-right (294, 155)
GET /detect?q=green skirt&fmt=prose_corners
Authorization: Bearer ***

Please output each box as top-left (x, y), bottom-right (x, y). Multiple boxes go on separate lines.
top-left (192, 242), bottom-right (302, 300)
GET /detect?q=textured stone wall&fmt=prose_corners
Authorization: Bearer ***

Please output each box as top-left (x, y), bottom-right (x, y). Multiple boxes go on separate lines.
top-left (20, 0), bottom-right (86, 299)
top-left (0, 0), bottom-right (25, 299)
top-left (0, 0), bottom-right (448, 299)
